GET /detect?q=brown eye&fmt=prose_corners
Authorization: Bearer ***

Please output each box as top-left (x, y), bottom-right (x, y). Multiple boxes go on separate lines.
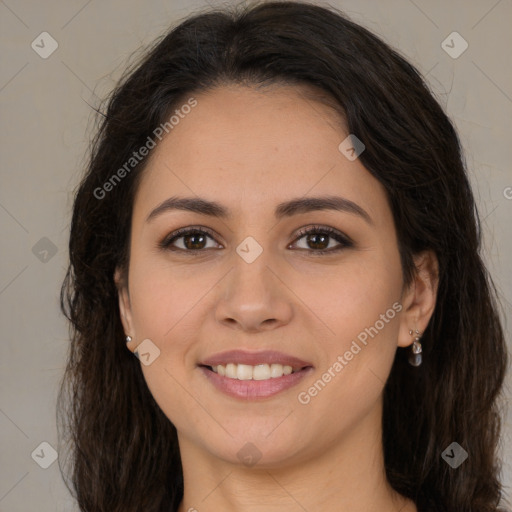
top-left (160, 227), bottom-right (221, 253)
top-left (180, 232), bottom-right (208, 250)
top-left (290, 226), bottom-right (353, 255)
top-left (160, 225), bottom-right (352, 256)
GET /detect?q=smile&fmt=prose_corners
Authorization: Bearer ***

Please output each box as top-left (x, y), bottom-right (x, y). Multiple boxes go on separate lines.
top-left (198, 349), bottom-right (314, 399)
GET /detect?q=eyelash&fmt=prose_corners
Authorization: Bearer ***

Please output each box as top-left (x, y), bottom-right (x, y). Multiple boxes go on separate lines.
top-left (159, 225), bottom-right (353, 256)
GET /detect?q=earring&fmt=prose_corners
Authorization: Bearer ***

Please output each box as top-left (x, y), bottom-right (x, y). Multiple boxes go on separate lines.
top-left (125, 335), bottom-right (132, 344)
top-left (408, 329), bottom-right (422, 367)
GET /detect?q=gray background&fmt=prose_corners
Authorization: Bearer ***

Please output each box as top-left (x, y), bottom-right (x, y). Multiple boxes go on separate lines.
top-left (1, 0), bottom-right (511, 510)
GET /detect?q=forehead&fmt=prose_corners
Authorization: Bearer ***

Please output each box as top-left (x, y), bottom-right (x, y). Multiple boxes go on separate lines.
top-left (133, 84), bottom-right (387, 224)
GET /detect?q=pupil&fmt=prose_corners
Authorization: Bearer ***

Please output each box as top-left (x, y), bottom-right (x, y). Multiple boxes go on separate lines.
top-left (185, 233), bottom-right (205, 250)
top-left (308, 233), bottom-right (328, 250)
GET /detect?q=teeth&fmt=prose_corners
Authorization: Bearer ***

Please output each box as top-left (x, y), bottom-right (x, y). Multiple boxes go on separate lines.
top-left (210, 363), bottom-right (295, 380)
top-left (225, 363), bottom-right (237, 379)
top-left (237, 364), bottom-right (253, 380)
top-left (254, 364), bottom-right (271, 380)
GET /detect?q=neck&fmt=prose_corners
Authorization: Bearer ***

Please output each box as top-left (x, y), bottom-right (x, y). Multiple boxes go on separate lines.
top-left (176, 400), bottom-right (416, 512)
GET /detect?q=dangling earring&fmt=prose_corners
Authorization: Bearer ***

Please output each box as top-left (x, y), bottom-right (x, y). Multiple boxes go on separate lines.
top-left (408, 329), bottom-right (422, 366)
top-left (125, 335), bottom-right (132, 344)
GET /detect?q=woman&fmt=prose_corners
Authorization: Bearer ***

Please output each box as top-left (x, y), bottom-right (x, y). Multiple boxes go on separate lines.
top-left (58, 1), bottom-right (509, 511)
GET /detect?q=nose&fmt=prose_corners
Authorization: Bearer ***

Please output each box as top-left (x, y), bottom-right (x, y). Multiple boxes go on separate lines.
top-left (214, 255), bottom-right (294, 333)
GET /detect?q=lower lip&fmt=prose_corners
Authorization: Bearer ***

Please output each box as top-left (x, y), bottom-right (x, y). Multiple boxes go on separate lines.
top-left (199, 366), bottom-right (314, 400)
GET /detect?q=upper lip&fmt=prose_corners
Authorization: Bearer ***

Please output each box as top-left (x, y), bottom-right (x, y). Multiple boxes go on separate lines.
top-left (200, 350), bottom-right (313, 372)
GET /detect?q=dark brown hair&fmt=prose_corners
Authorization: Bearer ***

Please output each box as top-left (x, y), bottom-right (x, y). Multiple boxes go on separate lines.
top-left (58, 1), bottom-right (509, 511)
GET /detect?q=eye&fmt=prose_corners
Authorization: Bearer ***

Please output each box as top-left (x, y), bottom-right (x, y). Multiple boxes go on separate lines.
top-left (159, 226), bottom-right (221, 253)
top-left (159, 224), bottom-right (353, 255)
top-left (289, 225), bottom-right (353, 255)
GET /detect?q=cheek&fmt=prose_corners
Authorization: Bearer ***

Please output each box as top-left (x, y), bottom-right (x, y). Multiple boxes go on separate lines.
top-left (127, 254), bottom-right (204, 339)
top-left (295, 252), bottom-right (402, 339)
top-left (293, 254), bottom-right (403, 406)
top-left (293, 264), bottom-right (402, 433)
top-left (126, 258), bottom-right (203, 424)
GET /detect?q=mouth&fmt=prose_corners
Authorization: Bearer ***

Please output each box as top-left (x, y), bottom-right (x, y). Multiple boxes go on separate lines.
top-left (198, 350), bottom-right (314, 399)
top-left (199, 349), bottom-right (313, 380)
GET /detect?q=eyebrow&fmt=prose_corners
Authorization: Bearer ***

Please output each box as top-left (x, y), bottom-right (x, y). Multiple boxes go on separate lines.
top-left (146, 195), bottom-right (373, 225)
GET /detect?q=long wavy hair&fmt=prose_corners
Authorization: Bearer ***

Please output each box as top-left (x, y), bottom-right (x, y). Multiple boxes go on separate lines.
top-left (57, 1), bottom-right (510, 511)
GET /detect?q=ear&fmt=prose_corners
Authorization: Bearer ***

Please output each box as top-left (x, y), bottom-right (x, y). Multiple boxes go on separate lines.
top-left (397, 250), bottom-right (439, 348)
top-left (114, 267), bottom-right (136, 351)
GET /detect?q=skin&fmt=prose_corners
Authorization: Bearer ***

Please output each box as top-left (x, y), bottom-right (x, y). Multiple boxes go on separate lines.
top-left (116, 84), bottom-right (438, 512)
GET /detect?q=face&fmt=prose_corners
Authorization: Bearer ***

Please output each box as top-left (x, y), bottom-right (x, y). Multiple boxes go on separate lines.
top-left (117, 84), bottom-right (431, 468)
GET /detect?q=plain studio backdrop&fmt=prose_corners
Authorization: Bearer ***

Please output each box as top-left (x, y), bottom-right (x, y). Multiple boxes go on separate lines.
top-left (0, 0), bottom-right (511, 510)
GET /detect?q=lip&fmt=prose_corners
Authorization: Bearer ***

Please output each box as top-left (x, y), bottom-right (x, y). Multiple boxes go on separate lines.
top-left (199, 365), bottom-right (314, 400)
top-left (199, 350), bottom-right (313, 372)
top-left (198, 350), bottom-right (314, 400)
